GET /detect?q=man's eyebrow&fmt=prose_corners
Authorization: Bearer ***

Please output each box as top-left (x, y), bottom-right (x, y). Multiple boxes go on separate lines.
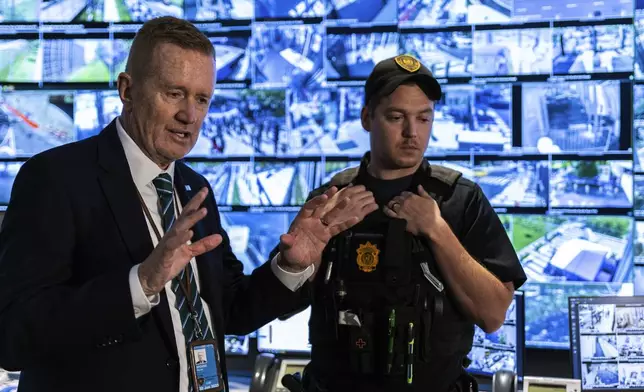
top-left (385, 106), bottom-right (434, 114)
top-left (160, 83), bottom-right (212, 99)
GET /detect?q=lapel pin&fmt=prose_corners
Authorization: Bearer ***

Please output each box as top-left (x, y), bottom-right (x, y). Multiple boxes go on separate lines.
top-left (185, 185), bottom-right (191, 191)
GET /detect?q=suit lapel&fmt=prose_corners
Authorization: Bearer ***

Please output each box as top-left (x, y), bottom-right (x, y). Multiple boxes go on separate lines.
top-left (96, 120), bottom-right (178, 357)
top-left (96, 120), bottom-right (154, 265)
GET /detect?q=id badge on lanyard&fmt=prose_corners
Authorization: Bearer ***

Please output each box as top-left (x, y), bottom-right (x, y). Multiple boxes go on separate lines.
top-left (189, 339), bottom-right (224, 391)
top-left (136, 188), bottom-right (225, 391)
top-left (184, 272), bottom-right (224, 392)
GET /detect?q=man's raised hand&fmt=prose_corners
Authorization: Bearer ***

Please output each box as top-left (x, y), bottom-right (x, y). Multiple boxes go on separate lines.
top-left (138, 187), bottom-right (222, 296)
top-left (278, 184), bottom-right (378, 272)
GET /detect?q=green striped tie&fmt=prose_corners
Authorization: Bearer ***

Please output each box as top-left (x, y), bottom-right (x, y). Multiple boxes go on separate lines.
top-left (152, 173), bottom-right (214, 392)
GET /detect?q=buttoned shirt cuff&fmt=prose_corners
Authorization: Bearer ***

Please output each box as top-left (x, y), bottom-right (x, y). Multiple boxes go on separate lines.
top-left (270, 253), bottom-right (314, 292)
top-left (129, 264), bottom-right (160, 319)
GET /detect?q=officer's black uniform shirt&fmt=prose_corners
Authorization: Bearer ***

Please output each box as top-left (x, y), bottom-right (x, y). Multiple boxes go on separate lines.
top-left (360, 169), bottom-right (414, 207)
top-left (295, 154), bottom-right (528, 392)
top-left (353, 160), bottom-right (526, 289)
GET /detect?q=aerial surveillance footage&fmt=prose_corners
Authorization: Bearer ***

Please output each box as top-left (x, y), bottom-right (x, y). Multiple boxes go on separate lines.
top-left (400, 30), bottom-right (472, 78)
top-left (39, 0), bottom-right (183, 22)
top-left (398, 0), bottom-right (511, 27)
top-left (187, 0), bottom-right (253, 21)
top-left (522, 81), bottom-right (621, 153)
top-left (0, 91), bottom-right (74, 157)
top-left (187, 161), bottom-right (315, 206)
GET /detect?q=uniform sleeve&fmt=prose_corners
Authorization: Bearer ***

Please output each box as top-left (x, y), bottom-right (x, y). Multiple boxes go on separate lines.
top-left (459, 184), bottom-right (527, 290)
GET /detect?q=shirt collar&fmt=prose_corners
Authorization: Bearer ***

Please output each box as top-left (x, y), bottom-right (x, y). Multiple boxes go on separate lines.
top-left (116, 117), bottom-right (175, 190)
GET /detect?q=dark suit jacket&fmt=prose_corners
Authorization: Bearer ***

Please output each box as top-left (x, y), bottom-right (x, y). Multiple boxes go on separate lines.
top-left (0, 121), bottom-right (309, 391)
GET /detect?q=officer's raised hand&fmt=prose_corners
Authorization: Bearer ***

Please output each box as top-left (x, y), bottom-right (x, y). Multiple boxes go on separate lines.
top-left (383, 184), bottom-right (443, 236)
top-left (277, 185), bottom-right (378, 272)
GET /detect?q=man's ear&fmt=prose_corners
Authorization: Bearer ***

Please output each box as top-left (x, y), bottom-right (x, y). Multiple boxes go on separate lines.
top-left (361, 106), bottom-right (371, 132)
top-left (117, 72), bottom-right (134, 111)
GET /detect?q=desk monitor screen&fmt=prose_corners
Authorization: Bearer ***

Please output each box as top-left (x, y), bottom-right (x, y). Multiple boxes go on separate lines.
top-left (466, 291), bottom-right (525, 379)
top-left (569, 296), bottom-right (644, 391)
top-left (257, 306), bottom-right (311, 354)
top-left (224, 335), bottom-right (250, 356)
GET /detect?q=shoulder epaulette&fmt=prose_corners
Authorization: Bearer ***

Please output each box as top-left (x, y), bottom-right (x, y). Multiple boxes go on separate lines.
top-left (329, 166), bottom-right (360, 187)
top-left (427, 164), bottom-right (462, 187)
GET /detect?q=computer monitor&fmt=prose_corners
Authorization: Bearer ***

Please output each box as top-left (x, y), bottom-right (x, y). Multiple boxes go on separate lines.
top-left (224, 335), bottom-right (250, 356)
top-left (257, 306), bottom-right (312, 354)
top-left (466, 291), bottom-right (525, 380)
top-left (569, 296), bottom-right (644, 391)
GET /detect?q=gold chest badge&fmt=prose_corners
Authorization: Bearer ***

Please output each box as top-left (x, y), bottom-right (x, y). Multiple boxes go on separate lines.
top-left (356, 241), bottom-right (380, 273)
top-left (394, 54), bottom-right (421, 73)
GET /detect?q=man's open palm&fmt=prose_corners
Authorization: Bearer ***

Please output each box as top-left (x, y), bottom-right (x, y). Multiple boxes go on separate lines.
top-left (279, 185), bottom-right (378, 271)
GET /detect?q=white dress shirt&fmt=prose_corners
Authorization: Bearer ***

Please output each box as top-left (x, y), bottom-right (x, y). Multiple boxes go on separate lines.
top-left (116, 119), bottom-right (313, 392)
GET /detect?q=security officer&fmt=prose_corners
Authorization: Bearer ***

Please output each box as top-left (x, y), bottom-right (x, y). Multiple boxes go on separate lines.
top-left (278, 55), bottom-right (527, 392)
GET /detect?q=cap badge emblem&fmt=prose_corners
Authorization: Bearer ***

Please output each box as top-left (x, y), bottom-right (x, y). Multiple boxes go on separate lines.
top-left (394, 54), bottom-right (421, 73)
top-left (356, 241), bottom-right (380, 272)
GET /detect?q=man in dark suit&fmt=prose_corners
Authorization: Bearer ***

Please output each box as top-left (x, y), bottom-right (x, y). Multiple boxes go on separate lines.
top-left (0, 16), bottom-right (377, 392)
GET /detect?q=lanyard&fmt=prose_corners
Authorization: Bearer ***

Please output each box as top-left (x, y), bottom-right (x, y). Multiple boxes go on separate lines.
top-left (135, 187), bottom-right (205, 340)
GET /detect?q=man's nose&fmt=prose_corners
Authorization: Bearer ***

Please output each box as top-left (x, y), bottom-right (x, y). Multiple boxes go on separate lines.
top-left (402, 119), bottom-right (419, 138)
top-left (176, 101), bottom-right (197, 124)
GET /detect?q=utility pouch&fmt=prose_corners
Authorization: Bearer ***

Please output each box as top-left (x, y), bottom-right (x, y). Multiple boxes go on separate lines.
top-left (348, 312), bottom-right (375, 375)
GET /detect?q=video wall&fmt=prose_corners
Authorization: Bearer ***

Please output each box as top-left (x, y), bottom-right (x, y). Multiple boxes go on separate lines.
top-left (0, 0), bottom-right (643, 353)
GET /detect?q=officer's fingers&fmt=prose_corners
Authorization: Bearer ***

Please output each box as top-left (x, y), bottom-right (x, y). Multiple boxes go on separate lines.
top-left (382, 206), bottom-right (397, 218)
top-left (418, 185), bottom-right (432, 199)
top-left (389, 196), bottom-right (405, 209)
top-left (400, 191), bottom-right (416, 200)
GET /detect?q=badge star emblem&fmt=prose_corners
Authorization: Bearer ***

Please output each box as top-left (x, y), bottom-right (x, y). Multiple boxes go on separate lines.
top-left (356, 241), bottom-right (380, 273)
top-left (394, 54), bottom-right (422, 73)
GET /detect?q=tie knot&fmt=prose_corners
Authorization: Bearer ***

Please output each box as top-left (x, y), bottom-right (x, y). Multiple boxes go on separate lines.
top-left (152, 173), bottom-right (173, 194)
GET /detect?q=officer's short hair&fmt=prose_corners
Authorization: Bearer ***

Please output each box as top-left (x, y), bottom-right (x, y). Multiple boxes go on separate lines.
top-left (364, 55), bottom-right (442, 115)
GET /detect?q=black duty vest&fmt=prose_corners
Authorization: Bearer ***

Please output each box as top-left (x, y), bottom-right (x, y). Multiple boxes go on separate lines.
top-left (307, 164), bottom-right (475, 392)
